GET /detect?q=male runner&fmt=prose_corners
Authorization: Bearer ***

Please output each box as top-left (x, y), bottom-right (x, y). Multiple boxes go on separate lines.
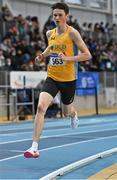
top-left (24, 2), bottom-right (91, 158)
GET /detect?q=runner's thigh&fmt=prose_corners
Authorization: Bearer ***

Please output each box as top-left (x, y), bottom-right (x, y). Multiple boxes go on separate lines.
top-left (60, 80), bottom-right (76, 105)
top-left (41, 77), bottom-right (59, 98)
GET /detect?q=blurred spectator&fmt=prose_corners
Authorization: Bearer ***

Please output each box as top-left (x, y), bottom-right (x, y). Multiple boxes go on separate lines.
top-left (87, 23), bottom-right (93, 39)
top-left (0, 48), bottom-right (5, 70)
top-left (81, 22), bottom-right (88, 38)
top-left (43, 15), bottom-right (56, 46)
top-left (67, 14), bottom-right (74, 27)
top-left (4, 58), bottom-right (13, 71)
top-left (17, 14), bottom-right (27, 41)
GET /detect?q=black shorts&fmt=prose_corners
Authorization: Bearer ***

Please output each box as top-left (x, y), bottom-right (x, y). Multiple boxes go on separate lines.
top-left (41, 77), bottom-right (76, 105)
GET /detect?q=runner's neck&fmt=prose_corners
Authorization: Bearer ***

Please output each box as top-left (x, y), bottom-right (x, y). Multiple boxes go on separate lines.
top-left (56, 24), bottom-right (68, 35)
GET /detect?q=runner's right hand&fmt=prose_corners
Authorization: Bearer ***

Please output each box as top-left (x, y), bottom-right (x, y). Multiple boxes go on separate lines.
top-left (35, 54), bottom-right (44, 63)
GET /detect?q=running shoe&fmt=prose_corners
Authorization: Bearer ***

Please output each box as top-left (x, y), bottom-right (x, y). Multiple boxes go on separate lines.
top-left (24, 148), bottom-right (40, 158)
top-left (71, 112), bottom-right (79, 129)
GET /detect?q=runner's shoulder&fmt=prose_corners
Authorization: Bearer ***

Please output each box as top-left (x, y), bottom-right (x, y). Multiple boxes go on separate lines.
top-left (68, 26), bottom-right (79, 36)
top-left (68, 26), bottom-right (81, 41)
top-left (46, 29), bottom-right (55, 39)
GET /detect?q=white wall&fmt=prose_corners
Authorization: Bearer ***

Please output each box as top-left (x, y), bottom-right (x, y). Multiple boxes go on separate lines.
top-left (69, 8), bottom-right (107, 26)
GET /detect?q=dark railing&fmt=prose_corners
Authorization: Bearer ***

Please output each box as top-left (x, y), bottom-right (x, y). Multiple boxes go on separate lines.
top-left (1, 86), bottom-right (98, 121)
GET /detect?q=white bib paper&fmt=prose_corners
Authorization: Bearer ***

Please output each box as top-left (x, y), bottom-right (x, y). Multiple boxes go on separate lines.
top-left (49, 54), bottom-right (66, 66)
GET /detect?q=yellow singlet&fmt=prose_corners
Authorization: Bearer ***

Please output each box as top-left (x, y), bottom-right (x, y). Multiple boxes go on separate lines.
top-left (48, 25), bottom-right (78, 82)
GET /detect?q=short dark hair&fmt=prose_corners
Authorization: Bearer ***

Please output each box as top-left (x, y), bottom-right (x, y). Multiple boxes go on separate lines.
top-left (51, 2), bottom-right (69, 15)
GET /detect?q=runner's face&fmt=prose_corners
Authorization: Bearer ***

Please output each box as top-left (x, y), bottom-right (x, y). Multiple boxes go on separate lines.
top-left (53, 9), bottom-right (68, 26)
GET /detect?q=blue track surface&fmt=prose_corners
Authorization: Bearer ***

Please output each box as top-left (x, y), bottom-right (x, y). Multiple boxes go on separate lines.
top-left (0, 114), bottom-right (117, 179)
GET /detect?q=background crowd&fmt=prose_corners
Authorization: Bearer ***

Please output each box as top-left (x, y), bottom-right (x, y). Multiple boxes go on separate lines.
top-left (0, 5), bottom-right (117, 72)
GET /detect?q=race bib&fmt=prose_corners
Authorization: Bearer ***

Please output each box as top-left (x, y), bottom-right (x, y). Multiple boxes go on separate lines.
top-left (49, 53), bottom-right (66, 66)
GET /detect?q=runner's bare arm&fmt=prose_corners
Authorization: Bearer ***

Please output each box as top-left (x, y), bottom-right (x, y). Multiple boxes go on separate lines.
top-left (59, 29), bottom-right (92, 62)
top-left (35, 30), bottom-right (52, 62)
top-left (42, 30), bottom-right (53, 57)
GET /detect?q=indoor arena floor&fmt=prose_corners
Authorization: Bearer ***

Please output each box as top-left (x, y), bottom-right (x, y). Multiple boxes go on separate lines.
top-left (0, 114), bottom-right (117, 179)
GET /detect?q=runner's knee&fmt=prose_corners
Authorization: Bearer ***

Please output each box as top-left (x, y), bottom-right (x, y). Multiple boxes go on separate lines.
top-left (37, 104), bottom-right (46, 115)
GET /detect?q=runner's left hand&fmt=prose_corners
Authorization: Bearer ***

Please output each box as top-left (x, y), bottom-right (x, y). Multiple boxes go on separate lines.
top-left (58, 53), bottom-right (66, 61)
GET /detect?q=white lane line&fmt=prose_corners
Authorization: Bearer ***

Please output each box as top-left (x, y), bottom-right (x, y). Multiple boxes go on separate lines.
top-left (0, 135), bottom-right (117, 162)
top-left (0, 132), bottom-right (32, 136)
top-left (0, 124), bottom-right (116, 137)
top-left (0, 138), bottom-right (32, 144)
top-left (0, 122), bottom-right (67, 132)
top-left (9, 150), bottom-right (24, 153)
top-left (0, 126), bottom-right (73, 136)
top-left (1, 119), bottom-right (117, 133)
top-left (0, 127), bottom-right (32, 131)
top-left (0, 127), bottom-right (117, 145)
